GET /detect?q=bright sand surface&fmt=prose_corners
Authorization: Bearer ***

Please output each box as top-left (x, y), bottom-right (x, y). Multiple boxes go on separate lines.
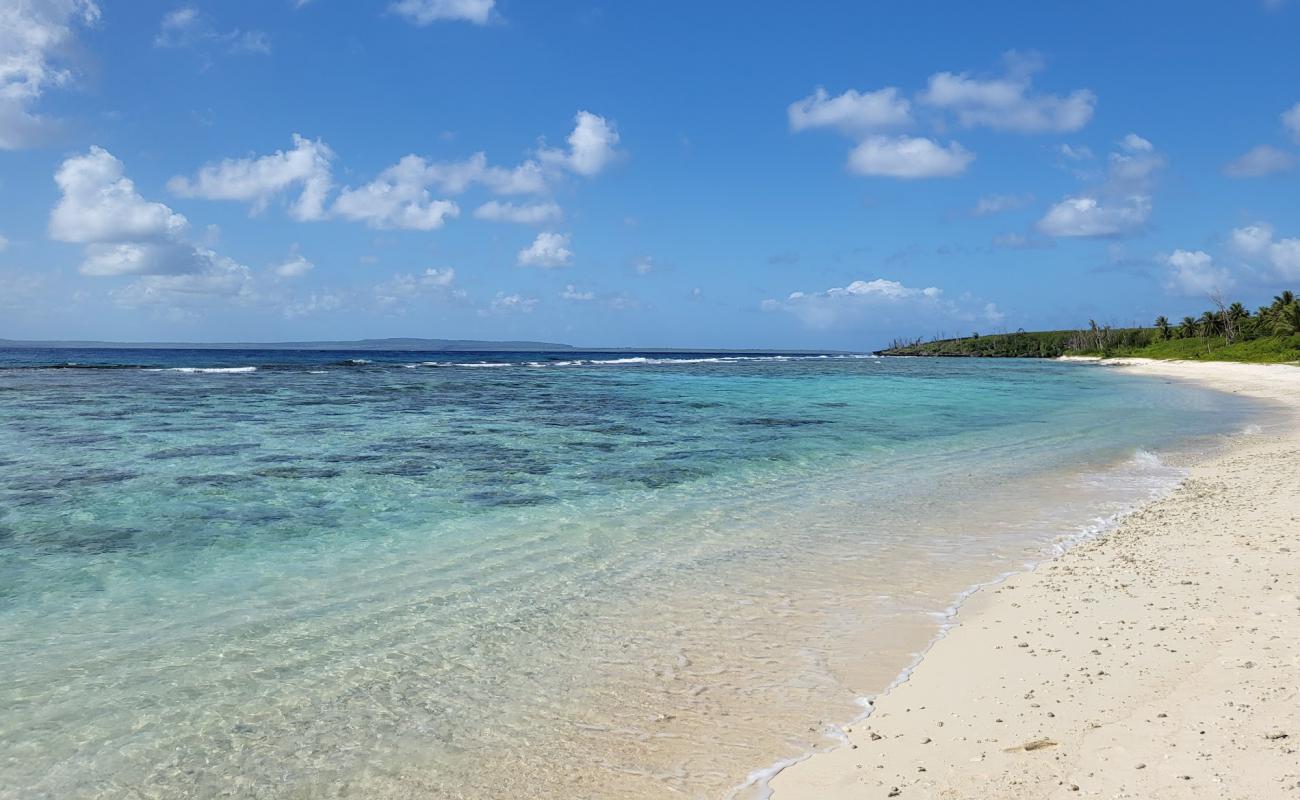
top-left (769, 359), bottom-right (1300, 800)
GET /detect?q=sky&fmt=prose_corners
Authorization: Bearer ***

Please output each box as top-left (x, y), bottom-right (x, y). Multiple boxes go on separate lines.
top-left (1, 0), bottom-right (1299, 350)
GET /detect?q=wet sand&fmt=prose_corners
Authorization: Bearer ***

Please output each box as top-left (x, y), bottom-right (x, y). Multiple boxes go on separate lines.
top-left (769, 359), bottom-right (1300, 799)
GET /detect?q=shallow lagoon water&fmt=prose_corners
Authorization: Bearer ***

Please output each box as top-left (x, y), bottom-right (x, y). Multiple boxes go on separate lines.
top-left (0, 350), bottom-right (1258, 798)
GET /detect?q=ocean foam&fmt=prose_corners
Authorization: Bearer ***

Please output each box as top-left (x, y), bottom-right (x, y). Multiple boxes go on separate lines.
top-left (149, 366), bottom-right (258, 374)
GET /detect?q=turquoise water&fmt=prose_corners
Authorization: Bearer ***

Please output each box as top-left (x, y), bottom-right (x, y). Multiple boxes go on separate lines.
top-left (0, 351), bottom-right (1257, 799)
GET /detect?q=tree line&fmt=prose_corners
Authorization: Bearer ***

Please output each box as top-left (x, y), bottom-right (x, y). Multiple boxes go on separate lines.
top-left (878, 289), bottom-right (1300, 362)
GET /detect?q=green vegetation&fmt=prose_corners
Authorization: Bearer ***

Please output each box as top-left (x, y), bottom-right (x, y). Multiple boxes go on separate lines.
top-left (879, 290), bottom-right (1300, 364)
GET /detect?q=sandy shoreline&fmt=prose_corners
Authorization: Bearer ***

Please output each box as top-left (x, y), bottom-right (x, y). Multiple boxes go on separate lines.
top-left (768, 358), bottom-right (1300, 800)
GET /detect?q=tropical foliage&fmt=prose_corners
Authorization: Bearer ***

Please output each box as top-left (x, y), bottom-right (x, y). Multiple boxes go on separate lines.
top-left (879, 289), bottom-right (1300, 363)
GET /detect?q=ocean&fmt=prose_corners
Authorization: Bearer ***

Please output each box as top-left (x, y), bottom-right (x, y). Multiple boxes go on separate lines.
top-left (0, 349), bottom-right (1259, 799)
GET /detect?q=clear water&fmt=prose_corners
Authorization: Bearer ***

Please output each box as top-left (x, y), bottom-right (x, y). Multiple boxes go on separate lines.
top-left (0, 350), bottom-right (1258, 799)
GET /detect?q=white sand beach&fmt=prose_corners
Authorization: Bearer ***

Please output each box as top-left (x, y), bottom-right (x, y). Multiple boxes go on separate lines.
top-left (770, 359), bottom-right (1300, 800)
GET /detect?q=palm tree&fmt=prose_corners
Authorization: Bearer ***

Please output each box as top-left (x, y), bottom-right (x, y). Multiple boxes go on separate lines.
top-left (1179, 316), bottom-right (1197, 339)
top-left (1199, 311), bottom-right (1219, 337)
top-left (1154, 315), bottom-right (1171, 340)
top-left (1274, 302), bottom-right (1300, 336)
top-left (1227, 302), bottom-right (1248, 321)
top-left (1273, 291), bottom-right (1296, 312)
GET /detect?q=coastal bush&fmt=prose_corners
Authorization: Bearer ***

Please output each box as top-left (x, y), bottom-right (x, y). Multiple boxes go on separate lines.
top-left (878, 289), bottom-right (1300, 364)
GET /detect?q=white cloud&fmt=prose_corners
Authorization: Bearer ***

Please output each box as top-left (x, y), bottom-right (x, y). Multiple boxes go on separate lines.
top-left (110, 249), bottom-right (252, 308)
top-left (155, 6), bottom-right (199, 44)
top-left (560, 284), bottom-right (594, 301)
top-left (1058, 143), bottom-right (1094, 160)
top-left (50, 146), bottom-right (190, 245)
top-left (919, 52), bottom-right (1095, 133)
top-left (426, 152), bottom-right (548, 195)
top-left (48, 145), bottom-right (252, 312)
top-left (1230, 222), bottom-right (1300, 280)
top-left (473, 200), bottom-right (562, 224)
top-left (0, 0), bottom-right (100, 149)
top-left (168, 134), bottom-right (335, 220)
top-left (1165, 249), bottom-right (1231, 295)
top-left (79, 241), bottom-right (207, 276)
top-left (0, 234), bottom-right (8, 252)
top-left (517, 232), bottom-right (572, 268)
top-left (321, 112), bottom-right (616, 229)
top-left (272, 247), bottom-right (314, 278)
top-left (1223, 144), bottom-right (1296, 177)
top-left (373, 267), bottom-right (460, 307)
top-left (1037, 195), bottom-right (1151, 238)
top-left (1118, 133), bottom-right (1152, 153)
top-left (332, 155), bottom-right (460, 230)
top-left (1106, 133), bottom-right (1164, 185)
top-left (847, 135), bottom-right (974, 178)
top-left (1283, 102), bottom-right (1300, 143)
top-left (762, 277), bottom-right (1006, 332)
top-left (154, 6), bottom-right (271, 55)
top-left (1230, 222), bottom-right (1274, 256)
top-left (970, 193), bottom-right (1033, 217)
top-left (1038, 134), bottom-right (1162, 238)
top-left (488, 292), bottom-right (538, 314)
top-left (538, 111), bottom-right (621, 177)
top-left (633, 256), bottom-right (654, 274)
top-left (787, 87), bottom-right (912, 136)
top-left (1273, 239), bottom-right (1300, 279)
top-left (390, 0), bottom-right (495, 25)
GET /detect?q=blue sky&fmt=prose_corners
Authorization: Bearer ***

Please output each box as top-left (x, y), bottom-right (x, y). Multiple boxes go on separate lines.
top-left (2, 0), bottom-right (1299, 349)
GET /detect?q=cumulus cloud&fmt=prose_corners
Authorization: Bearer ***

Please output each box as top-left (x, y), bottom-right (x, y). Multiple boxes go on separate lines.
top-left (787, 87), bottom-right (912, 136)
top-left (332, 155), bottom-right (461, 230)
top-left (487, 292), bottom-right (538, 314)
top-left (389, 0), bottom-right (494, 25)
top-left (538, 111), bottom-right (621, 177)
top-left (48, 146), bottom-right (253, 309)
top-left (109, 251), bottom-right (253, 308)
top-left (919, 52), bottom-right (1095, 133)
top-left (847, 136), bottom-right (973, 178)
top-left (473, 200), bottom-right (562, 224)
top-left (517, 232), bottom-right (572, 268)
top-left (324, 112), bottom-right (616, 230)
top-left (1037, 195), bottom-right (1152, 238)
top-left (761, 278), bottom-right (945, 329)
top-left (1283, 102), bottom-right (1300, 143)
top-left (425, 152), bottom-right (548, 195)
top-left (1164, 249), bottom-right (1231, 295)
top-left (1037, 134), bottom-right (1163, 238)
top-left (50, 146), bottom-right (189, 246)
top-left (1230, 222), bottom-right (1300, 280)
top-left (168, 134), bottom-right (335, 220)
top-left (0, 0), bottom-right (101, 149)
top-left (1223, 144), bottom-right (1295, 177)
top-left (272, 246), bottom-right (314, 278)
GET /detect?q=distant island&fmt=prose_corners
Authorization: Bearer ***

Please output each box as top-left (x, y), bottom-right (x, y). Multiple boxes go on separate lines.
top-left (877, 290), bottom-right (1300, 364)
top-left (0, 337), bottom-right (576, 352)
top-left (0, 337), bottom-right (853, 355)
